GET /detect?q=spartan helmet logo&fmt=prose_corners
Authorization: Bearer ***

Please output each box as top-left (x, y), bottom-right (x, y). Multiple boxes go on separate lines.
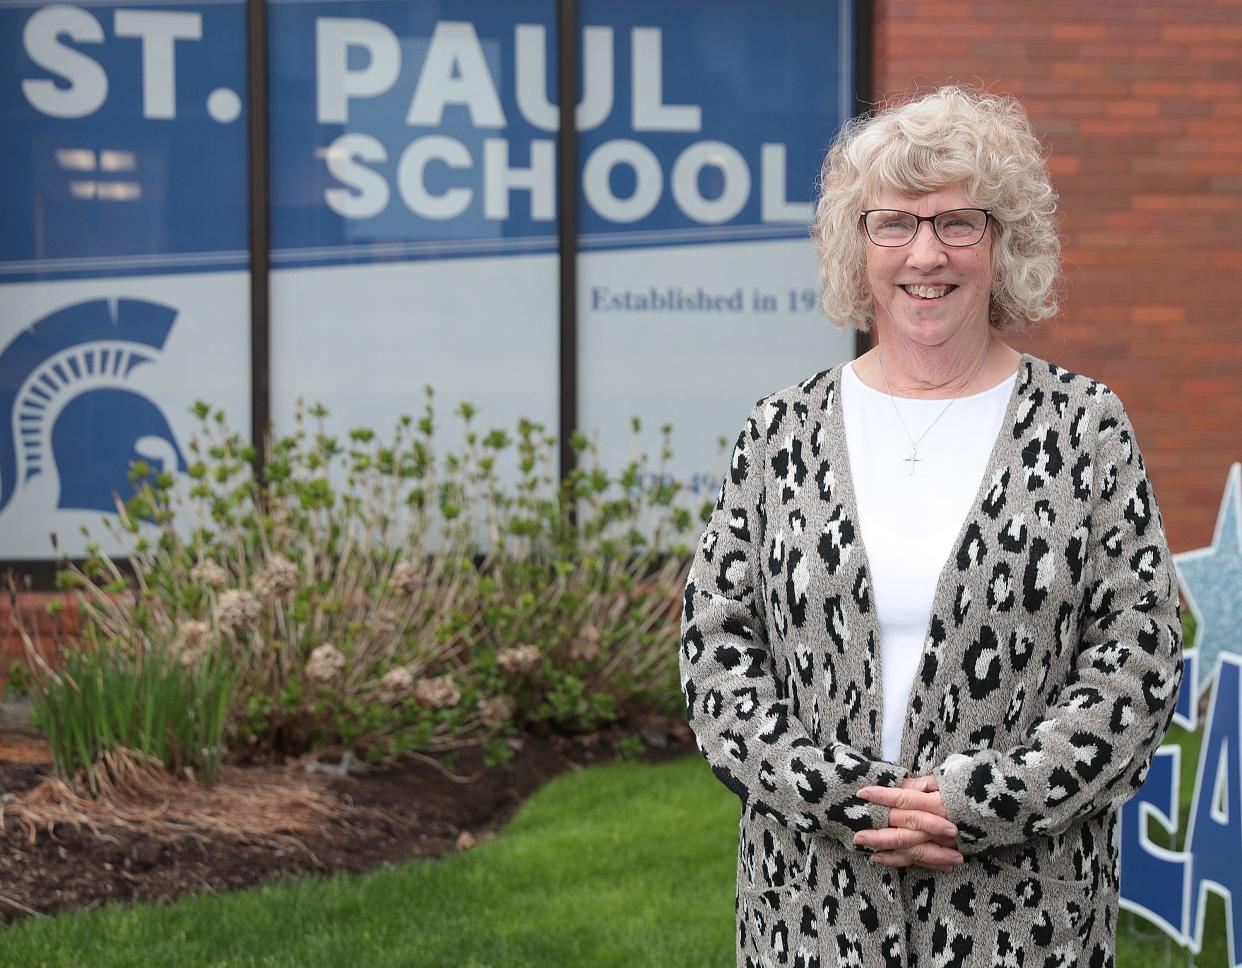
top-left (0, 297), bottom-right (189, 516)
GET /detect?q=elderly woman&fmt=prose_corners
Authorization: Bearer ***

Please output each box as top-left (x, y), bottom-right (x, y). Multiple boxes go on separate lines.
top-left (679, 86), bottom-right (1183, 968)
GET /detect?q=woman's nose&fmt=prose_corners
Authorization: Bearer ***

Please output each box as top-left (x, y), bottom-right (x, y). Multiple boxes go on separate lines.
top-left (906, 221), bottom-right (948, 269)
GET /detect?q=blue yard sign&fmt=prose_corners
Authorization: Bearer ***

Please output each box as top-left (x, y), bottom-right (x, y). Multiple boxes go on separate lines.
top-left (1121, 463), bottom-right (1242, 968)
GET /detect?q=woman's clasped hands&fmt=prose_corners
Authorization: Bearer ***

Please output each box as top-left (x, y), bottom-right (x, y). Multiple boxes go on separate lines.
top-left (852, 774), bottom-right (965, 873)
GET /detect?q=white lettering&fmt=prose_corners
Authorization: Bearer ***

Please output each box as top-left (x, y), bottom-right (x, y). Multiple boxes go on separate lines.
top-left (761, 143), bottom-right (810, 223)
top-left (113, 10), bottom-right (202, 120)
top-left (316, 18), bottom-right (400, 124)
top-left (407, 22), bottom-right (504, 128)
top-left (514, 24), bottom-right (613, 132)
top-left (397, 135), bottom-right (473, 219)
top-left (483, 138), bottom-right (554, 219)
top-left (21, 7), bottom-right (108, 119)
top-left (582, 140), bottom-right (661, 223)
top-left (323, 133), bottom-right (389, 218)
top-left (671, 141), bottom-right (749, 224)
top-left (631, 27), bottom-right (700, 132)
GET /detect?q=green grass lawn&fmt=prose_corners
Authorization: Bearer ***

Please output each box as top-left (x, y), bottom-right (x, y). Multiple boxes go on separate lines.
top-left (0, 755), bottom-right (740, 967)
top-left (0, 745), bottom-right (1231, 967)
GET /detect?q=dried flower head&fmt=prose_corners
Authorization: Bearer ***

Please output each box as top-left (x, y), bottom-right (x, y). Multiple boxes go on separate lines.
top-left (414, 675), bottom-right (461, 709)
top-left (372, 606), bottom-right (401, 636)
top-left (191, 560), bottom-right (229, 588)
top-left (569, 623), bottom-right (602, 663)
top-left (392, 560), bottom-right (420, 596)
top-left (377, 665), bottom-right (415, 704)
top-left (306, 643), bottom-right (346, 682)
top-left (496, 644), bottom-right (542, 677)
top-left (175, 620), bottom-right (212, 665)
top-left (478, 694), bottom-right (517, 728)
top-left (253, 554), bottom-right (298, 600)
top-left (216, 589), bottom-right (261, 635)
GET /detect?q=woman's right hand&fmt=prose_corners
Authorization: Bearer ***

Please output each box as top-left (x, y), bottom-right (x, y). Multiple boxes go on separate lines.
top-left (852, 774), bottom-right (964, 873)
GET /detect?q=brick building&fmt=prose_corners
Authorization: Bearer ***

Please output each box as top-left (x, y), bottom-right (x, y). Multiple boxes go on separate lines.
top-left (868, 0), bottom-right (1242, 554)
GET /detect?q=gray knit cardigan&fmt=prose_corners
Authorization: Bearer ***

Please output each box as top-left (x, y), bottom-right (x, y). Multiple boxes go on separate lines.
top-left (678, 352), bottom-right (1184, 968)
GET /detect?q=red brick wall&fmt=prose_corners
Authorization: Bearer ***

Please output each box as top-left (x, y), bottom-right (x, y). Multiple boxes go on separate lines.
top-left (1, 591), bottom-right (82, 688)
top-left (874, 0), bottom-right (1242, 555)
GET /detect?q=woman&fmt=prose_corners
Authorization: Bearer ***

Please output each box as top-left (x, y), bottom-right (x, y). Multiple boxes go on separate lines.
top-left (679, 86), bottom-right (1183, 968)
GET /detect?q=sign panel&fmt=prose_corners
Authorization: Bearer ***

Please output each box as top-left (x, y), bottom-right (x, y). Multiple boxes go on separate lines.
top-left (1121, 464), bottom-right (1242, 968)
top-left (0, 1), bottom-right (252, 560)
top-left (264, 0), bottom-right (855, 501)
top-left (575, 0), bottom-right (857, 501)
top-left (266, 0), bottom-right (560, 464)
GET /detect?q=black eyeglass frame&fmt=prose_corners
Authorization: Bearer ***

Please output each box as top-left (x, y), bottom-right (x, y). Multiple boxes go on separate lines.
top-left (858, 208), bottom-right (994, 247)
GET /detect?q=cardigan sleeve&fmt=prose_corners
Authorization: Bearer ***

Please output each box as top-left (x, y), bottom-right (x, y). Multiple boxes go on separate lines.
top-left (679, 401), bottom-right (911, 847)
top-left (933, 395), bottom-right (1184, 854)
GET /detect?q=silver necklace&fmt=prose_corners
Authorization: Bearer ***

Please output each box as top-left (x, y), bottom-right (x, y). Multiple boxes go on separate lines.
top-left (877, 347), bottom-right (991, 476)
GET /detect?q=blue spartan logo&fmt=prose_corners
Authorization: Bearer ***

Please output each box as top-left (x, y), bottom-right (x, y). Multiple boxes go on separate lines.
top-left (0, 297), bottom-right (189, 515)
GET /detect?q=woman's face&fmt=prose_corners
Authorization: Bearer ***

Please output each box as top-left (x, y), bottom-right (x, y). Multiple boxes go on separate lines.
top-left (863, 184), bottom-right (994, 349)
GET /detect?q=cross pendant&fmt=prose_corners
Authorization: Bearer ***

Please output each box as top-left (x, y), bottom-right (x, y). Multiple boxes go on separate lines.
top-left (904, 448), bottom-right (920, 475)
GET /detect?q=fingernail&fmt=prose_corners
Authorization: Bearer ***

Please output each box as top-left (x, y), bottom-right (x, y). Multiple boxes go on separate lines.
top-left (942, 824), bottom-right (958, 837)
top-left (951, 853), bottom-right (964, 864)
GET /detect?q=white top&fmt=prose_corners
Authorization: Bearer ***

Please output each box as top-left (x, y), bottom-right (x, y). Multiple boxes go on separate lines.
top-left (840, 360), bottom-right (1017, 764)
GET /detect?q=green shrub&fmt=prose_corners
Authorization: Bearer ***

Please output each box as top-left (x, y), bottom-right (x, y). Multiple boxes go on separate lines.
top-left (4, 659), bottom-right (30, 698)
top-left (20, 387), bottom-right (708, 778)
top-left (469, 414), bottom-right (696, 735)
top-left (51, 388), bottom-right (487, 764)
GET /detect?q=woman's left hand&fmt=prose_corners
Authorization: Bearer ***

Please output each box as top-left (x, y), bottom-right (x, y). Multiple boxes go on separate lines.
top-left (853, 774), bottom-right (964, 871)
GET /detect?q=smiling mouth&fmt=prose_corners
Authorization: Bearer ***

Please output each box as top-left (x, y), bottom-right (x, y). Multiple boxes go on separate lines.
top-left (901, 284), bottom-right (958, 300)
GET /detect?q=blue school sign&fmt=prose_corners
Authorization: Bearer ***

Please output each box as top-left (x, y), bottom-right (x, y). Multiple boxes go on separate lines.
top-left (1120, 462), bottom-right (1242, 968)
top-left (1, 0), bottom-right (852, 560)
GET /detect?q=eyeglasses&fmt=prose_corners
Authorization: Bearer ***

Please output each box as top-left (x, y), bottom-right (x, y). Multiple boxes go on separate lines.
top-left (859, 208), bottom-right (993, 247)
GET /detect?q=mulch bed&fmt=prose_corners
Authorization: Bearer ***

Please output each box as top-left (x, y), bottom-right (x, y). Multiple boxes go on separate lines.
top-left (0, 719), bottom-right (696, 925)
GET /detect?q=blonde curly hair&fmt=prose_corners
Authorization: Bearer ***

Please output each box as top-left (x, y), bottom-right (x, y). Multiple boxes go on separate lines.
top-left (811, 86), bottom-right (1061, 333)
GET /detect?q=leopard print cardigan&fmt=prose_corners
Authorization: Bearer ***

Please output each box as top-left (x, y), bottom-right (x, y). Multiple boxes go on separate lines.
top-left (679, 352), bottom-right (1184, 968)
